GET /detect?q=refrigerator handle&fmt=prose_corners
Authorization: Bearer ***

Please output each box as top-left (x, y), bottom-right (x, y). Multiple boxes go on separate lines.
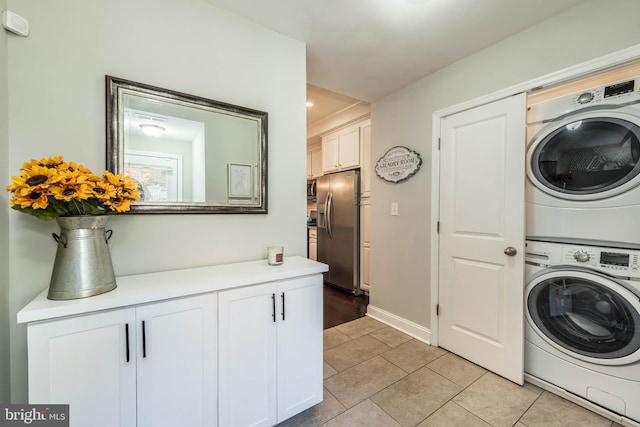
top-left (327, 191), bottom-right (333, 239)
top-left (320, 192), bottom-right (329, 230)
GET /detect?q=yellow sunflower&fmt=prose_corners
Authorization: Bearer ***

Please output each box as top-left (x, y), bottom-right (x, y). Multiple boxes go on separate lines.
top-left (10, 188), bottom-right (50, 209)
top-left (104, 171), bottom-right (140, 201)
top-left (104, 196), bottom-right (133, 213)
top-left (49, 179), bottom-right (93, 202)
top-left (20, 155), bottom-right (64, 171)
top-left (6, 164), bottom-right (62, 193)
top-left (92, 180), bottom-right (117, 202)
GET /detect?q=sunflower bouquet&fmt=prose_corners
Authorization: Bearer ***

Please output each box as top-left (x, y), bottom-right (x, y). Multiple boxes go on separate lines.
top-left (6, 155), bottom-right (140, 221)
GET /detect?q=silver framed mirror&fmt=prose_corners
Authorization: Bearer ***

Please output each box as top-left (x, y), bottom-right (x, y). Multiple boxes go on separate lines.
top-left (106, 76), bottom-right (267, 214)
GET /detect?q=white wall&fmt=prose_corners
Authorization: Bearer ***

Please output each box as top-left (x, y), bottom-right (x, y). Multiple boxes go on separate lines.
top-left (6, 0), bottom-right (306, 402)
top-left (370, 0), bottom-right (640, 331)
top-left (0, 0), bottom-right (10, 405)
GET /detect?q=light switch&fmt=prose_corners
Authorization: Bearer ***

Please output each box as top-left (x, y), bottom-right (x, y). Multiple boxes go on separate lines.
top-left (391, 202), bottom-right (399, 216)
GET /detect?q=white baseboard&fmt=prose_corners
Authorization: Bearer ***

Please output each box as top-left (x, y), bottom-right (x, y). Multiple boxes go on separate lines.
top-left (366, 305), bottom-right (431, 344)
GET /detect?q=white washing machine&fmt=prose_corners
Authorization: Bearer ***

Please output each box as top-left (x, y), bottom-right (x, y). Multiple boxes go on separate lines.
top-left (526, 76), bottom-right (640, 247)
top-left (525, 239), bottom-right (640, 424)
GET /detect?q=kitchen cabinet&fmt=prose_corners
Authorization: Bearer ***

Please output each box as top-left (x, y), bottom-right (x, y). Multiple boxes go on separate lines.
top-left (26, 293), bottom-right (217, 427)
top-left (361, 199), bottom-right (371, 292)
top-left (322, 125), bottom-right (360, 173)
top-left (308, 227), bottom-right (317, 261)
top-left (218, 275), bottom-right (323, 427)
top-left (19, 257), bottom-right (327, 427)
top-left (359, 120), bottom-right (371, 292)
top-left (307, 144), bottom-right (323, 179)
top-left (360, 121), bottom-right (371, 198)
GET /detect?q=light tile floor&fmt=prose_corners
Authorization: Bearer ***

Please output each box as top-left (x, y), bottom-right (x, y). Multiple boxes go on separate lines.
top-left (278, 316), bottom-right (626, 427)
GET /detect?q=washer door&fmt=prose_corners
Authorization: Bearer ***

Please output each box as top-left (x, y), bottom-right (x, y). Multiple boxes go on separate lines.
top-left (526, 269), bottom-right (640, 365)
top-left (527, 109), bottom-right (640, 201)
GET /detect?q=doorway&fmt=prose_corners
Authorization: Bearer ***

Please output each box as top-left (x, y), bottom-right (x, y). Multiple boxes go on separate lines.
top-left (323, 284), bottom-right (369, 329)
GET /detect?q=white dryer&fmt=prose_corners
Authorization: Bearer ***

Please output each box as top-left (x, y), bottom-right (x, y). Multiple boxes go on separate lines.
top-left (525, 239), bottom-right (640, 424)
top-left (526, 77), bottom-right (640, 247)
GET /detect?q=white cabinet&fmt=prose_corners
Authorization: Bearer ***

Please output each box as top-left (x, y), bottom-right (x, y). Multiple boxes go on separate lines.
top-left (322, 133), bottom-right (339, 173)
top-left (218, 275), bottom-right (323, 427)
top-left (359, 120), bottom-right (371, 292)
top-left (308, 227), bottom-right (317, 261)
top-left (361, 199), bottom-right (371, 292)
top-left (20, 257), bottom-right (327, 427)
top-left (322, 126), bottom-right (360, 173)
top-left (28, 309), bottom-right (136, 427)
top-left (360, 121), bottom-right (371, 198)
top-left (307, 145), bottom-right (323, 179)
top-left (27, 293), bottom-right (217, 427)
top-left (136, 295), bottom-right (217, 427)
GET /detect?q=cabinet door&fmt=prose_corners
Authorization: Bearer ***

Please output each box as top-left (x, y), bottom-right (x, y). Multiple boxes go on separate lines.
top-left (309, 238), bottom-right (317, 261)
top-left (338, 127), bottom-right (360, 169)
top-left (322, 134), bottom-right (339, 173)
top-left (311, 146), bottom-right (323, 178)
top-left (218, 283), bottom-right (277, 427)
top-left (360, 122), bottom-right (371, 197)
top-left (27, 309), bottom-right (137, 427)
top-left (136, 294), bottom-right (217, 427)
top-left (362, 246), bottom-right (371, 291)
top-left (307, 150), bottom-right (313, 179)
top-left (276, 275), bottom-right (323, 423)
top-left (361, 200), bottom-right (371, 292)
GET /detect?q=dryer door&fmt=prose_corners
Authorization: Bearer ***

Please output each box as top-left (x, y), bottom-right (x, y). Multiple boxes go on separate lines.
top-left (526, 269), bottom-right (640, 365)
top-left (527, 110), bottom-right (640, 201)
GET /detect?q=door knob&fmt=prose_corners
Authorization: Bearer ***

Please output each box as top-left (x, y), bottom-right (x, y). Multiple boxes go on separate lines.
top-left (504, 246), bottom-right (517, 256)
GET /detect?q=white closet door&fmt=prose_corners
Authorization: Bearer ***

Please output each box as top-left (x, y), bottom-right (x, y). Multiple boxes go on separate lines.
top-left (438, 92), bottom-right (526, 384)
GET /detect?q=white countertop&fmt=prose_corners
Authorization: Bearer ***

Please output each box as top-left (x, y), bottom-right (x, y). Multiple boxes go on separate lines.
top-left (18, 256), bottom-right (328, 324)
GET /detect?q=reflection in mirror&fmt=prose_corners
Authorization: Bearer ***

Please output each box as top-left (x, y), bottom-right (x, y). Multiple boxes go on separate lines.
top-left (106, 76), bottom-right (267, 213)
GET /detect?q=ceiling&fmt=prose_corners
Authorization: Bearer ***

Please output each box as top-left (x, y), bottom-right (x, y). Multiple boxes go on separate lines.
top-left (205, 0), bottom-right (586, 103)
top-left (305, 84), bottom-right (368, 130)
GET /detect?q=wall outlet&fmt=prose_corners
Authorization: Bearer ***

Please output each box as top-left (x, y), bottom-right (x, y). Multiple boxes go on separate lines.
top-left (391, 202), bottom-right (399, 216)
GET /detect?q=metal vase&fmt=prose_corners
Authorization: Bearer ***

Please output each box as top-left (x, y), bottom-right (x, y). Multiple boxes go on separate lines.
top-left (48, 215), bottom-right (117, 300)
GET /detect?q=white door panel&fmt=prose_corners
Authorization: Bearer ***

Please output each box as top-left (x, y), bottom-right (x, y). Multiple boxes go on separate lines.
top-left (136, 294), bottom-right (217, 427)
top-left (439, 93), bottom-right (526, 384)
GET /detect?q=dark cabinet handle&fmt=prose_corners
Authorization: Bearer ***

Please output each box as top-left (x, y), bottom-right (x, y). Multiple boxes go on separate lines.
top-left (142, 320), bottom-right (147, 358)
top-left (281, 292), bottom-right (285, 321)
top-left (272, 293), bottom-right (276, 322)
top-left (125, 323), bottom-right (130, 363)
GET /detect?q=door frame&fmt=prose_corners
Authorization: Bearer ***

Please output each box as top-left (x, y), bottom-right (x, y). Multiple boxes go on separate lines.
top-left (429, 44), bottom-right (640, 347)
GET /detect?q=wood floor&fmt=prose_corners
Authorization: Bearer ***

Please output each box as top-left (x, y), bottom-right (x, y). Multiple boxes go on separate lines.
top-left (323, 284), bottom-right (369, 329)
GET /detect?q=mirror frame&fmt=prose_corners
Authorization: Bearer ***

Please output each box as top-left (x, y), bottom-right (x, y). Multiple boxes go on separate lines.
top-left (106, 75), bottom-right (268, 214)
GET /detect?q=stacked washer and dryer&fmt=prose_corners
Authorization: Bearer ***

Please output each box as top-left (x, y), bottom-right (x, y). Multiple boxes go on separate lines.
top-left (525, 67), bottom-right (640, 425)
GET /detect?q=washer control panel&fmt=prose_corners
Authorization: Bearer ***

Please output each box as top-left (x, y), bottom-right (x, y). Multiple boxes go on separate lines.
top-left (526, 76), bottom-right (640, 124)
top-left (525, 240), bottom-right (640, 279)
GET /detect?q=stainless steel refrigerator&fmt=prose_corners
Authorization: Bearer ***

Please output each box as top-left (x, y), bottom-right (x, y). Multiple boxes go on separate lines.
top-left (316, 170), bottom-right (361, 295)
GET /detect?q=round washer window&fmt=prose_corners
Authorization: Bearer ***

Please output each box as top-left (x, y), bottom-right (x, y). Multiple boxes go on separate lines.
top-left (527, 273), bottom-right (640, 360)
top-left (530, 117), bottom-right (640, 195)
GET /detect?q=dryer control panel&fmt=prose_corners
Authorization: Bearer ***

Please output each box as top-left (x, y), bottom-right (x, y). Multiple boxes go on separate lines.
top-left (527, 77), bottom-right (640, 124)
top-left (525, 240), bottom-right (640, 279)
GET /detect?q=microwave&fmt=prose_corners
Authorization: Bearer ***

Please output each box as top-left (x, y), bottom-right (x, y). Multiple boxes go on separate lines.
top-left (307, 180), bottom-right (316, 201)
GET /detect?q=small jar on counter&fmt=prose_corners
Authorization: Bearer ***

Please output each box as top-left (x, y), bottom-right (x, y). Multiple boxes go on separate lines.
top-left (267, 246), bottom-right (284, 265)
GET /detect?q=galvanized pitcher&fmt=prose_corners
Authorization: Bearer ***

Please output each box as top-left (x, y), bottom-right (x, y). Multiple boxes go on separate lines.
top-left (48, 215), bottom-right (117, 300)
